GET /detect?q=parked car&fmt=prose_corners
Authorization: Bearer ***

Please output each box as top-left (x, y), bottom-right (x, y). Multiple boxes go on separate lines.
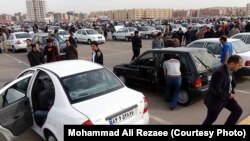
top-left (186, 38), bottom-right (250, 76)
top-left (138, 26), bottom-right (160, 39)
top-left (6, 32), bottom-right (31, 53)
top-left (231, 33), bottom-right (250, 47)
top-left (0, 60), bottom-right (149, 141)
top-left (32, 33), bottom-right (66, 57)
top-left (57, 29), bottom-right (70, 41)
top-left (112, 27), bottom-right (140, 41)
top-left (75, 29), bottom-right (105, 44)
top-left (113, 48), bottom-right (219, 106)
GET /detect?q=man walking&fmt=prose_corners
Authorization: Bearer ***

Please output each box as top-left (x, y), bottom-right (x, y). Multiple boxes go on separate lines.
top-left (27, 43), bottom-right (44, 67)
top-left (131, 31), bottom-right (142, 60)
top-left (65, 40), bottom-right (78, 60)
top-left (90, 41), bottom-right (103, 65)
top-left (220, 36), bottom-right (232, 64)
top-left (69, 31), bottom-right (77, 48)
top-left (43, 39), bottom-right (60, 63)
top-left (152, 32), bottom-right (164, 49)
top-left (203, 55), bottom-right (243, 125)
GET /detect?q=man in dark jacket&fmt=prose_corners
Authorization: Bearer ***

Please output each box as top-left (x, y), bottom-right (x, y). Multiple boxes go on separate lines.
top-left (203, 55), bottom-right (243, 125)
top-left (65, 40), bottom-right (78, 60)
top-left (27, 43), bottom-right (44, 67)
top-left (90, 41), bottom-right (103, 65)
top-left (69, 31), bottom-right (77, 48)
top-left (43, 39), bottom-right (60, 63)
top-left (131, 31), bottom-right (142, 60)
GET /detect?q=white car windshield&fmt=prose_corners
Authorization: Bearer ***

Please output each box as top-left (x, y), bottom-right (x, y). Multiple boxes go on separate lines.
top-left (231, 40), bottom-right (250, 53)
top-left (16, 33), bottom-right (31, 39)
top-left (59, 31), bottom-right (69, 35)
top-left (86, 30), bottom-right (98, 35)
top-left (62, 68), bottom-right (123, 103)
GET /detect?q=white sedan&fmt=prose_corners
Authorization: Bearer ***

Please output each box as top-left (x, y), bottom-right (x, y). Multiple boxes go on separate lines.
top-left (6, 32), bottom-right (31, 53)
top-left (75, 29), bottom-right (105, 44)
top-left (0, 60), bottom-right (149, 141)
top-left (187, 38), bottom-right (250, 76)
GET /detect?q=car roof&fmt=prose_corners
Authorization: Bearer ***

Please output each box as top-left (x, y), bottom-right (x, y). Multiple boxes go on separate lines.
top-left (33, 33), bottom-right (49, 37)
top-left (232, 33), bottom-right (250, 36)
top-left (149, 47), bottom-right (207, 53)
top-left (12, 32), bottom-right (29, 34)
top-left (36, 60), bottom-right (103, 78)
top-left (194, 38), bottom-right (239, 42)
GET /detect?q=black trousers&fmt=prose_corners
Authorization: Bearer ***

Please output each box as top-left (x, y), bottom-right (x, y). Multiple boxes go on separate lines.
top-left (203, 99), bottom-right (242, 125)
top-left (131, 48), bottom-right (140, 60)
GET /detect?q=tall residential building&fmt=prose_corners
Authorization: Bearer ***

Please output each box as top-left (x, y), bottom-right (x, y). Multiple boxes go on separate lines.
top-left (247, 3), bottom-right (250, 16)
top-left (26, 0), bottom-right (46, 21)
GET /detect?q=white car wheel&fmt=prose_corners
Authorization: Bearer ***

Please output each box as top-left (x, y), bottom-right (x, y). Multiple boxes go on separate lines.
top-left (47, 134), bottom-right (57, 141)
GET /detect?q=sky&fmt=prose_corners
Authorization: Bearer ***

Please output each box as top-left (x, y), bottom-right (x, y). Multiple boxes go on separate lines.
top-left (0, 0), bottom-right (249, 15)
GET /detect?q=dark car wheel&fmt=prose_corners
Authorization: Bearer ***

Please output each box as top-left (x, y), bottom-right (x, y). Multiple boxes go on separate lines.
top-left (178, 90), bottom-right (191, 106)
top-left (125, 37), bottom-right (129, 42)
top-left (12, 46), bottom-right (16, 53)
top-left (88, 39), bottom-right (91, 45)
top-left (112, 36), bottom-right (117, 40)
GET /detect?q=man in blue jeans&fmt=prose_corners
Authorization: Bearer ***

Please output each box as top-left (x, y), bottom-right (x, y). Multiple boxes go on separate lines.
top-left (163, 55), bottom-right (182, 110)
top-left (220, 36), bottom-right (233, 64)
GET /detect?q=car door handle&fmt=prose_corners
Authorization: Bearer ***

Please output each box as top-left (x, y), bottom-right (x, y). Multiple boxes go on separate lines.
top-left (13, 115), bottom-right (20, 119)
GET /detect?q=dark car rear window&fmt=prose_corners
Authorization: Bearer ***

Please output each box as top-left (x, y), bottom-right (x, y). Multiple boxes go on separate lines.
top-left (190, 50), bottom-right (218, 72)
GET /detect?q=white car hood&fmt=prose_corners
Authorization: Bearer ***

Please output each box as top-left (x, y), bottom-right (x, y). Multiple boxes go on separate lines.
top-left (71, 87), bottom-right (144, 124)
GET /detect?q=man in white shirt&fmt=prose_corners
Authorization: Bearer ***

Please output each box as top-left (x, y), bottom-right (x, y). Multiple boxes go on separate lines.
top-left (163, 55), bottom-right (182, 110)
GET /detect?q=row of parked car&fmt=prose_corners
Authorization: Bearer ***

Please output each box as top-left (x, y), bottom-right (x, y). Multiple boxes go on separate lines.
top-left (1, 31), bottom-right (250, 141)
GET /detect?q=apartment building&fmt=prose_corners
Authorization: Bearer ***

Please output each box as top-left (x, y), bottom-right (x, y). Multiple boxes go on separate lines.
top-left (26, 0), bottom-right (46, 21)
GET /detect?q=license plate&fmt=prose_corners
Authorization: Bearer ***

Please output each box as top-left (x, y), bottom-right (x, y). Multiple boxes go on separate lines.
top-left (208, 76), bottom-right (211, 82)
top-left (109, 109), bottom-right (135, 125)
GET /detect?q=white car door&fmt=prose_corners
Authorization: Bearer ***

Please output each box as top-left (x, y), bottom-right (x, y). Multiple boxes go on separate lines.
top-left (82, 30), bottom-right (88, 42)
top-left (6, 34), bottom-right (14, 49)
top-left (0, 74), bottom-right (33, 141)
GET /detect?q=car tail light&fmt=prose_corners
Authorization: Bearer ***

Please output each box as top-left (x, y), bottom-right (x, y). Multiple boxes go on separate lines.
top-left (16, 40), bottom-right (21, 44)
top-left (143, 97), bottom-right (148, 114)
top-left (245, 60), bottom-right (250, 66)
top-left (82, 119), bottom-right (93, 125)
top-left (194, 78), bottom-right (202, 88)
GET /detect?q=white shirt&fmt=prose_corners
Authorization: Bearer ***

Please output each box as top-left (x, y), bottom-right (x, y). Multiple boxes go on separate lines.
top-left (163, 59), bottom-right (181, 76)
top-left (92, 51), bottom-right (96, 62)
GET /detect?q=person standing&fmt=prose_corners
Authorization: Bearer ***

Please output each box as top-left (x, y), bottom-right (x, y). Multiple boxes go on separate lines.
top-left (203, 55), bottom-right (243, 125)
top-left (131, 31), bottom-right (142, 60)
top-left (27, 43), bottom-right (44, 67)
top-left (152, 32), bottom-right (164, 49)
top-left (65, 40), bottom-right (78, 60)
top-left (1, 30), bottom-right (7, 53)
top-left (26, 39), bottom-right (33, 53)
top-left (43, 39), bottom-right (60, 63)
top-left (90, 41), bottom-right (103, 65)
top-left (163, 55), bottom-right (182, 110)
top-left (220, 36), bottom-right (233, 64)
top-left (69, 31), bottom-right (77, 48)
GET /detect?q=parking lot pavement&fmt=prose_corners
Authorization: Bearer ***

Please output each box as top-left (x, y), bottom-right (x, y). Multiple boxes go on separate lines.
top-left (0, 40), bottom-right (250, 141)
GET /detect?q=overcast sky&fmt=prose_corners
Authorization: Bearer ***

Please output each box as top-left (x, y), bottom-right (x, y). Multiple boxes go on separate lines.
top-left (1, 0), bottom-right (249, 15)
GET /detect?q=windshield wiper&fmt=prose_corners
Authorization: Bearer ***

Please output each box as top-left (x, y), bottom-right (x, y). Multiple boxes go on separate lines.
top-left (195, 56), bottom-right (212, 72)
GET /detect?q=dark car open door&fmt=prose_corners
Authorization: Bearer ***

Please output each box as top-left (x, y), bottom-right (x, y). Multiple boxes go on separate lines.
top-left (0, 74), bottom-right (33, 139)
top-left (131, 51), bottom-right (160, 87)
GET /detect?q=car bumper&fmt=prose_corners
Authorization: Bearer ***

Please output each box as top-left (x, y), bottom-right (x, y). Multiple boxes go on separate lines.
top-left (134, 112), bottom-right (149, 125)
top-left (14, 45), bottom-right (27, 50)
top-left (235, 67), bottom-right (250, 76)
top-left (93, 39), bottom-right (105, 43)
top-left (188, 84), bottom-right (209, 95)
